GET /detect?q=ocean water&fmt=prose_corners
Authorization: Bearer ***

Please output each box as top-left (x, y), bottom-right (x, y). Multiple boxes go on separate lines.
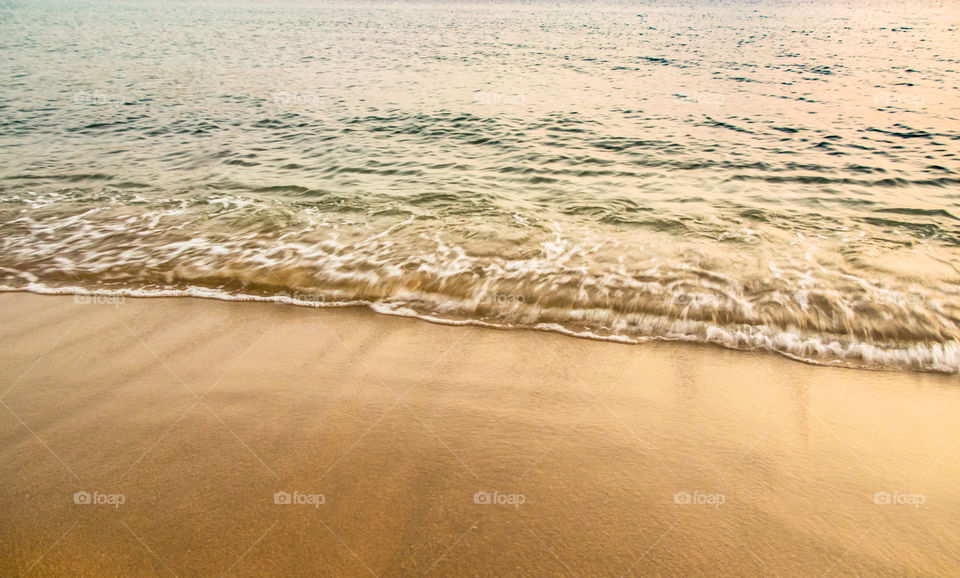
top-left (1, 0), bottom-right (959, 372)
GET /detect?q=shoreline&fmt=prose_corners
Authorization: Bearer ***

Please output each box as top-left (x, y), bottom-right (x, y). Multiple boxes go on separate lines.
top-left (2, 286), bottom-right (956, 376)
top-left (1, 293), bottom-right (959, 575)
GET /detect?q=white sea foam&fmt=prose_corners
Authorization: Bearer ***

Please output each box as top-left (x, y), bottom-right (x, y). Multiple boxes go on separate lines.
top-left (3, 282), bottom-right (957, 374)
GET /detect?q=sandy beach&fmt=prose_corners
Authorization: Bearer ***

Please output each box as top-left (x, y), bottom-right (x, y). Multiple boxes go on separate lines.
top-left (3, 0), bottom-right (959, 575)
top-left (0, 292), bottom-right (958, 576)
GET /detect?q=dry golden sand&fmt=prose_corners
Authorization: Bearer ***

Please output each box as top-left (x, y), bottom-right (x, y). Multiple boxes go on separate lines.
top-left (1, 293), bottom-right (959, 576)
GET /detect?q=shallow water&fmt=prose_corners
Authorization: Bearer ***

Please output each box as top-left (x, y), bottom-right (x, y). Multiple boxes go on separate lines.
top-left (1, 0), bottom-right (959, 371)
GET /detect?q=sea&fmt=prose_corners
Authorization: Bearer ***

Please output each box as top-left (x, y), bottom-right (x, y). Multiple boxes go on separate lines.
top-left (1, 0), bottom-right (958, 372)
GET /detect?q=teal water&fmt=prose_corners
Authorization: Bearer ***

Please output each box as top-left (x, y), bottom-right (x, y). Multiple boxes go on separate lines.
top-left (1, 0), bottom-right (959, 371)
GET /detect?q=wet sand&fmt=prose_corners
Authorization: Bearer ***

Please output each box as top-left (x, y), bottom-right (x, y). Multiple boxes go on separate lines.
top-left (0, 292), bottom-right (958, 576)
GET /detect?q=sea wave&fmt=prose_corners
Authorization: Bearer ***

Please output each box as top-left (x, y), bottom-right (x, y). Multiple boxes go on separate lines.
top-left (1, 187), bottom-right (958, 373)
top-left (3, 1), bottom-right (960, 375)
top-left (2, 280), bottom-right (957, 374)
